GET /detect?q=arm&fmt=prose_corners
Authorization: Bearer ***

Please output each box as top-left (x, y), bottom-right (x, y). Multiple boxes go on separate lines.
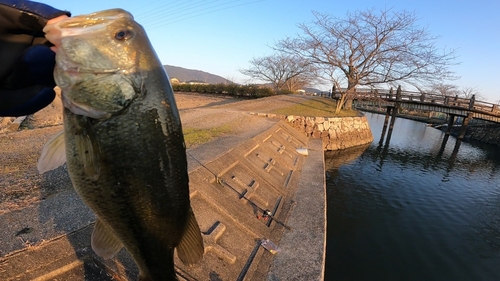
top-left (0, 0), bottom-right (70, 116)
top-left (0, 0), bottom-right (69, 31)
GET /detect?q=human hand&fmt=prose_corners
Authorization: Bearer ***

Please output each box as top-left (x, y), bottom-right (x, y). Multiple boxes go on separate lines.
top-left (44, 15), bottom-right (69, 52)
top-left (0, 3), bottom-right (69, 117)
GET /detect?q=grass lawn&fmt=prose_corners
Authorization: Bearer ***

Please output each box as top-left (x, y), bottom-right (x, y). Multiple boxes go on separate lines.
top-left (270, 98), bottom-right (360, 117)
top-left (183, 124), bottom-right (233, 148)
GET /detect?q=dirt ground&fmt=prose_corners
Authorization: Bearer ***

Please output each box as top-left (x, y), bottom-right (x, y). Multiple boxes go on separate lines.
top-left (0, 92), bottom-right (315, 214)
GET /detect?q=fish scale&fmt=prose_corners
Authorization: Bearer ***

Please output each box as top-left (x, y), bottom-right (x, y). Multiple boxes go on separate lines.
top-left (39, 8), bottom-right (204, 281)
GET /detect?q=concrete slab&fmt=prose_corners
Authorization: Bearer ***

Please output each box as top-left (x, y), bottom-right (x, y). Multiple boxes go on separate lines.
top-left (0, 189), bottom-right (94, 257)
top-left (0, 118), bottom-right (326, 281)
top-left (267, 138), bottom-right (326, 281)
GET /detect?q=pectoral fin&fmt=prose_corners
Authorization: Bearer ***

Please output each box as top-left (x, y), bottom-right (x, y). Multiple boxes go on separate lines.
top-left (176, 207), bottom-right (204, 265)
top-left (91, 218), bottom-right (123, 259)
top-left (37, 130), bottom-right (66, 174)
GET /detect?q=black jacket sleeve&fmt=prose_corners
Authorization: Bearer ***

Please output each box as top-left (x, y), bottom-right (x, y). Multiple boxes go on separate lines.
top-left (0, 1), bottom-right (71, 84)
top-left (0, 1), bottom-right (70, 116)
top-left (0, 0), bottom-right (70, 32)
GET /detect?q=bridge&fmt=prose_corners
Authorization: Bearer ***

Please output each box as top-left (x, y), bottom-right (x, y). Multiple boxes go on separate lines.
top-left (340, 87), bottom-right (500, 145)
top-left (349, 88), bottom-right (500, 124)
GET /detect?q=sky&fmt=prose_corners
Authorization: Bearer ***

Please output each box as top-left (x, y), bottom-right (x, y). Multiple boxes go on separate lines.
top-left (41, 0), bottom-right (500, 103)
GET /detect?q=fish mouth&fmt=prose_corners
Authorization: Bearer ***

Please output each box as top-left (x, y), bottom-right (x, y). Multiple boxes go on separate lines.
top-left (44, 9), bottom-right (134, 42)
top-left (55, 45), bottom-right (129, 75)
top-left (58, 61), bottom-right (125, 75)
top-left (62, 94), bottom-right (111, 119)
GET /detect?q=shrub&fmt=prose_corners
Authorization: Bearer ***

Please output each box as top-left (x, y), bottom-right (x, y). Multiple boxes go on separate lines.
top-left (276, 89), bottom-right (294, 95)
top-left (256, 87), bottom-right (274, 97)
top-left (172, 83), bottom-right (275, 98)
top-left (225, 84), bottom-right (239, 95)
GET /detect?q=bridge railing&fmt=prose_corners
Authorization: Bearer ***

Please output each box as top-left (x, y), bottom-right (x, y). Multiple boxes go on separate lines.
top-left (473, 100), bottom-right (500, 114)
top-left (348, 89), bottom-right (499, 115)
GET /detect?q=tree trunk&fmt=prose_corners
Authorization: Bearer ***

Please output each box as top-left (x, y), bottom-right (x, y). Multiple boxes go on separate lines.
top-left (344, 99), bottom-right (353, 110)
top-left (342, 86), bottom-right (356, 110)
top-left (341, 78), bottom-right (357, 110)
top-left (334, 93), bottom-right (346, 114)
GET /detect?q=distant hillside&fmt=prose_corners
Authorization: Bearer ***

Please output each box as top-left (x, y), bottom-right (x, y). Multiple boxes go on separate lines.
top-left (164, 65), bottom-right (230, 84)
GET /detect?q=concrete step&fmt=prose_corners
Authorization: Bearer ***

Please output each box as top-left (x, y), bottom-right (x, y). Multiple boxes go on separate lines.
top-left (0, 120), bottom-right (326, 281)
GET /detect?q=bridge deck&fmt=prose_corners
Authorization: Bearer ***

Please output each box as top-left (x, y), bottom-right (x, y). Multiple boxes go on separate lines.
top-left (348, 90), bottom-right (500, 124)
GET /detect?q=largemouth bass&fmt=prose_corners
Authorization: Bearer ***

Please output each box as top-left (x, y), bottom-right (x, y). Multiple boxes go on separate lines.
top-left (38, 9), bottom-right (204, 280)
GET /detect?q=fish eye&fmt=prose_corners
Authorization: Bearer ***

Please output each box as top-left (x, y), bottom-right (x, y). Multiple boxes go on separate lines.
top-left (115, 30), bottom-right (133, 41)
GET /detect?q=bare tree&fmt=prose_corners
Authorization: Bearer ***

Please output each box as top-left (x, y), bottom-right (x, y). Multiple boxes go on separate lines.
top-left (240, 52), bottom-right (317, 92)
top-left (277, 9), bottom-right (457, 113)
top-left (285, 75), bottom-right (311, 92)
top-left (431, 83), bottom-right (459, 96)
top-left (224, 76), bottom-right (238, 84)
top-left (459, 86), bottom-right (483, 100)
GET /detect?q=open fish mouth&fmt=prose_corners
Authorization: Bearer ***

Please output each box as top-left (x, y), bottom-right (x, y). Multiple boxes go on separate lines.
top-left (56, 56), bottom-right (124, 75)
top-left (45, 9), bottom-right (134, 42)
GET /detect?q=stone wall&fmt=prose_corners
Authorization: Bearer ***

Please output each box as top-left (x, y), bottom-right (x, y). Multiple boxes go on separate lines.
top-left (448, 124), bottom-right (500, 146)
top-left (251, 113), bottom-right (374, 151)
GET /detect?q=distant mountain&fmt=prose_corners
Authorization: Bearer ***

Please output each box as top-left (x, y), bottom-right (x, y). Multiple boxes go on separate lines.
top-left (164, 65), bottom-right (230, 84)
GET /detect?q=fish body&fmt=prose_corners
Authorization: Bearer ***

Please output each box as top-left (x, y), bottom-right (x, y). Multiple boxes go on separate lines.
top-left (39, 9), bottom-right (203, 280)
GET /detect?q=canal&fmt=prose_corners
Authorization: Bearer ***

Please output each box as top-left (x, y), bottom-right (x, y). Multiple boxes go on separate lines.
top-left (324, 112), bottom-right (500, 281)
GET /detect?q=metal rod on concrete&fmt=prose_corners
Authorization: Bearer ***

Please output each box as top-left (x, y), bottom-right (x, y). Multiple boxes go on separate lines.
top-left (218, 178), bottom-right (292, 231)
top-left (187, 152), bottom-right (292, 231)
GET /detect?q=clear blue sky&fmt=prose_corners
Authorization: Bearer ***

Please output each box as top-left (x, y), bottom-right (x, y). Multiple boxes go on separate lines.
top-left (41, 0), bottom-right (500, 103)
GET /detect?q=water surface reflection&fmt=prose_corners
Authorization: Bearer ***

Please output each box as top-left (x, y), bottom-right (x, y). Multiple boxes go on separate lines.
top-left (325, 112), bottom-right (500, 281)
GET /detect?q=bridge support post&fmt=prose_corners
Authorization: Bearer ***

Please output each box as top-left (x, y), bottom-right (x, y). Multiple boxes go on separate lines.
top-left (379, 107), bottom-right (392, 143)
top-left (438, 114), bottom-right (456, 154)
top-left (386, 106), bottom-right (398, 144)
top-left (458, 113), bottom-right (473, 141)
top-left (445, 114), bottom-right (456, 136)
top-left (388, 106), bottom-right (397, 132)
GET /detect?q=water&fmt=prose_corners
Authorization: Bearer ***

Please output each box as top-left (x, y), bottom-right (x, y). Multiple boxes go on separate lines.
top-left (324, 112), bottom-right (500, 281)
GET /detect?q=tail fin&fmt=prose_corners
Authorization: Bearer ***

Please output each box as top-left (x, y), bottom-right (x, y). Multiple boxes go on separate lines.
top-left (176, 207), bottom-right (204, 265)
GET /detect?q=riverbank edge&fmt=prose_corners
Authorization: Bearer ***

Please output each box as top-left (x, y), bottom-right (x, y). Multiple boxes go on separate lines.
top-left (267, 138), bottom-right (326, 280)
top-left (444, 124), bottom-right (500, 146)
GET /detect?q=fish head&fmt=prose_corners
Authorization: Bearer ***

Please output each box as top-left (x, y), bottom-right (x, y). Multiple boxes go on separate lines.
top-left (45, 9), bottom-right (151, 119)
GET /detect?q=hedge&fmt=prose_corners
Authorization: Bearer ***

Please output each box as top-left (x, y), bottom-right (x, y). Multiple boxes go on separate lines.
top-left (171, 83), bottom-right (276, 98)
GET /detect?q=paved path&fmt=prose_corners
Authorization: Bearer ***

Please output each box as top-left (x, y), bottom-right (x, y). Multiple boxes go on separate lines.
top-left (0, 93), bottom-right (326, 281)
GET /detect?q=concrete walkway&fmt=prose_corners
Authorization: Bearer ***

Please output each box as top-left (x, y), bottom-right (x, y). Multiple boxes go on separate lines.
top-left (267, 138), bottom-right (326, 281)
top-left (0, 97), bottom-right (326, 280)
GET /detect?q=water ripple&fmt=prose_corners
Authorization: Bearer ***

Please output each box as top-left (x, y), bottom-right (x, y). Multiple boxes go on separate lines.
top-left (325, 113), bottom-right (500, 281)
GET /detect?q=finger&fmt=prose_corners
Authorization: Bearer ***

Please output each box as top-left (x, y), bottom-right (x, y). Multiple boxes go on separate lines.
top-left (44, 15), bottom-right (69, 52)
